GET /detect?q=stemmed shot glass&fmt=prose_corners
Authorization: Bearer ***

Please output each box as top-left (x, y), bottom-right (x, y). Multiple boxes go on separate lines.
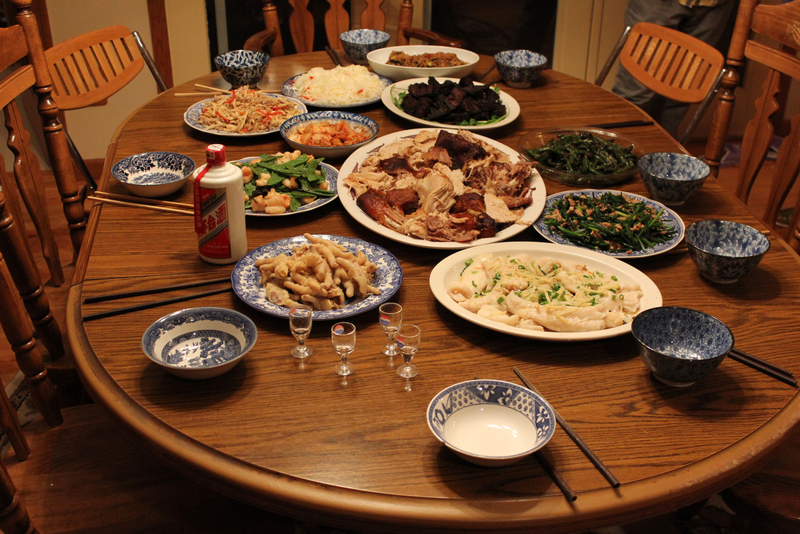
top-left (288, 305), bottom-right (313, 359)
top-left (378, 303), bottom-right (402, 356)
top-left (396, 324), bottom-right (421, 378)
top-left (331, 322), bottom-right (356, 376)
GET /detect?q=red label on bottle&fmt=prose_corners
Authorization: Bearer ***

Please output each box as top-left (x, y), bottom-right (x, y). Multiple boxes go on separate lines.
top-left (196, 187), bottom-right (231, 259)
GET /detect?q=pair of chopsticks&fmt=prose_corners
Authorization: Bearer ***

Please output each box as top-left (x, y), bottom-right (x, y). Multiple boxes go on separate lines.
top-left (82, 276), bottom-right (232, 322)
top-left (325, 46), bottom-right (343, 67)
top-left (514, 367), bottom-right (621, 496)
top-left (587, 120), bottom-right (654, 129)
top-left (88, 191), bottom-right (193, 217)
top-left (174, 83), bottom-right (231, 97)
top-left (729, 348), bottom-right (797, 387)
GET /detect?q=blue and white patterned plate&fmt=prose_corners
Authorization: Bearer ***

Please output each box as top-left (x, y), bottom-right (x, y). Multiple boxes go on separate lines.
top-left (233, 156), bottom-right (338, 218)
top-left (183, 94), bottom-right (307, 137)
top-left (282, 72), bottom-right (392, 108)
top-left (533, 190), bottom-right (685, 259)
top-left (231, 235), bottom-right (403, 320)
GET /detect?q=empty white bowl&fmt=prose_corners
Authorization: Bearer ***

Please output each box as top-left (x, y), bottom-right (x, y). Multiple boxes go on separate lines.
top-left (427, 379), bottom-right (556, 467)
top-left (111, 151), bottom-right (195, 198)
top-left (142, 307), bottom-right (257, 380)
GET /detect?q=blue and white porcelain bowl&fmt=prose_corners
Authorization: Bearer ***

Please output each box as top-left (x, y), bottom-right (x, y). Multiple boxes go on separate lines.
top-left (685, 219), bottom-right (770, 284)
top-left (427, 379), bottom-right (556, 467)
top-left (142, 307), bottom-right (257, 380)
top-left (638, 152), bottom-right (710, 206)
top-left (494, 49), bottom-right (547, 88)
top-left (111, 151), bottom-right (195, 198)
top-left (280, 111), bottom-right (379, 159)
top-left (214, 50), bottom-right (270, 88)
top-left (339, 29), bottom-right (390, 65)
top-left (631, 307), bottom-right (733, 387)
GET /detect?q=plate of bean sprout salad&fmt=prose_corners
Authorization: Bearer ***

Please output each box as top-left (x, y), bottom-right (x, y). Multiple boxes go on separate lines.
top-left (184, 89), bottom-right (307, 137)
top-left (282, 65), bottom-right (392, 108)
top-left (533, 190), bottom-right (685, 258)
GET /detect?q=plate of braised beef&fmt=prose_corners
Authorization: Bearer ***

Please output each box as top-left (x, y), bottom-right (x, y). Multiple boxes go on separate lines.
top-left (337, 128), bottom-right (546, 249)
top-left (381, 77), bottom-right (520, 131)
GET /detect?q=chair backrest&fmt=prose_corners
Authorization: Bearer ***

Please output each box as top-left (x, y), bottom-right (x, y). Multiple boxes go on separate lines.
top-left (596, 22), bottom-right (725, 145)
top-left (245, 0), bottom-right (461, 57)
top-left (704, 0), bottom-right (800, 251)
top-left (1, 0), bottom-right (86, 258)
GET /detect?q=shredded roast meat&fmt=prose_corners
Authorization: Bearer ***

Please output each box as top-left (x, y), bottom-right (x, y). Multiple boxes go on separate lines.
top-left (343, 129), bottom-right (537, 244)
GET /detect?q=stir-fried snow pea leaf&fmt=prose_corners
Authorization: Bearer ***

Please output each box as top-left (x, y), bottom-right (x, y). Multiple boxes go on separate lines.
top-left (543, 192), bottom-right (677, 253)
top-left (527, 132), bottom-right (638, 175)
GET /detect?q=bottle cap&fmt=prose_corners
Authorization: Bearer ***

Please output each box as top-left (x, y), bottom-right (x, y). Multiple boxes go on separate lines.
top-left (206, 144), bottom-right (226, 166)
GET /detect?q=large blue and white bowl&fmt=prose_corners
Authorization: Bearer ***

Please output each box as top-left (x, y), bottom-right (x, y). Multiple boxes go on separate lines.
top-left (111, 151), bottom-right (195, 198)
top-left (685, 219), bottom-right (770, 284)
top-left (280, 111), bottom-right (379, 159)
top-left (142, 307), bottom-right (257, 380)
top-left (631, 307), bottom-right (733, 387)
top-left (339, 29), bottom-right (390, 64)
top-left (638, 152), bottom-right (710, 206)
top-left (494, 49), bottom-right (547, 88)
top-left (215, 50), bottom-right (270, 88)
top-left (427, 379), bottom-right (556, 467)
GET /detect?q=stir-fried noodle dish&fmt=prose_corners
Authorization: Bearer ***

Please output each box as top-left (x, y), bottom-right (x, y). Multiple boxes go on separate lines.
top-left (198, 89), bottom-right (304, 134)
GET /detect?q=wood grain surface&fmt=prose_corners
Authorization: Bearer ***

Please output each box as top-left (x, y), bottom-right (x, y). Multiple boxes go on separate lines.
top-left (66, 52), bottom-right (800, 533)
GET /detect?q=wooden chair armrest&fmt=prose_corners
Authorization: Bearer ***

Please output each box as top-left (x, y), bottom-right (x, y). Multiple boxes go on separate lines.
top-left (243, 28), bottom-right (278, 53)
top-left (401, 28), bottom-right (464, 48)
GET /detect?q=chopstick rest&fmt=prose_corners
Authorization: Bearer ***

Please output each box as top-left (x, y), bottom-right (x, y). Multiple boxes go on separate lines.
top-left (514, 367), bottom-right (621, 488)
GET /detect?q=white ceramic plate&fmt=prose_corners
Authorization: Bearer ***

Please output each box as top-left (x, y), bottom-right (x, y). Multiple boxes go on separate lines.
top-left (429, 242), bottom-right (662, 341)
top-left (534, 190), bottom-right (686, 258)
top-left (381, 78), bottom-right (520, 131)
top-left (282, 72), bottom-right (392, 108)
top-left (367, 45), bottom-right (479, 81)
top-left (233, 157), bottom-right (338, 218)
top-left (231, 235), bottom-right (402, 320)
top-left (337, 128), bottom-right (547, 250)
top-left (183, 94), bottom-right (307, 137)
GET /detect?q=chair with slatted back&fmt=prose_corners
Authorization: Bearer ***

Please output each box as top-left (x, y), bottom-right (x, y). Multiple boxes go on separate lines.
top-left (244, 0), bottom-right (462, 57)
top-left (44, 25), bottom-right (169, 192)
top-left (704, 0), bottom-right (800, 252)
top-left (595, 21), bottom-right (726, 146)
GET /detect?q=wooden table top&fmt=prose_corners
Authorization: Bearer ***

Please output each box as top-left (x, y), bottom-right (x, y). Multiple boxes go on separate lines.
top-left (67, 52), bottom-right (800, 533)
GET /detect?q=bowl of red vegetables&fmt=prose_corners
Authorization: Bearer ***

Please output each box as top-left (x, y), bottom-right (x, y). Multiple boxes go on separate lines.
top-left (519, 127), bottom-right (642, 186)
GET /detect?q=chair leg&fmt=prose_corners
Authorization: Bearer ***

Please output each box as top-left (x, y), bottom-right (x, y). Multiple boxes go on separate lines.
top-left (0, 457), bottom-right (40, 534)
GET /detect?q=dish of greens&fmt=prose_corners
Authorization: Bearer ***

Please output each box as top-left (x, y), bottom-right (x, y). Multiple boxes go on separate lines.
top-left (380, 77), bottom-right (520, 131)
top-left (533, 190), bottom-right (685, 258)
top-left (233, 155), bottom-right (338, 217)
top-left (519, 127), bottom-right (642, 186)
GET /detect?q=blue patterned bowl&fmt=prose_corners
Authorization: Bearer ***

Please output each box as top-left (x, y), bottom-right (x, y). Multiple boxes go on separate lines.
top-left (685, 219), bottom-right (770, 284)
top-left (111, 151), bottom-right (195, 198)
top-left (638, 152), bottom-right (710, 206)
top-left (214, 50), bottom-right (270, 88)
top-left (427, 379), bottom-right (556, 467)
top-left (339, 29), bottom-right (390, 65)
top-left (280, 111), bottom-right (379, 159)
top-left (142, 307), bottom-right (257, 380)
top-left (494, 50), bottom-right (547, 88)
top-left (631, 307), bottom-right (733, 387)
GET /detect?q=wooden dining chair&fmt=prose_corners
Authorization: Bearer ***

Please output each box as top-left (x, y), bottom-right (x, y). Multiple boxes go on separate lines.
top-left (704, 0), bottom-right (800, 252)
top-left (595, 22), bottom-right (726, 146)
top-left (243, 0), bottom-right (462, 57)
top-left (44, 25), bottom-right (170, 192)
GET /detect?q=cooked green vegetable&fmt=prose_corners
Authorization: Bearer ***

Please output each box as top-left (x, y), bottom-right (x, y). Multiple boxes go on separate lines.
top-left (527, 132), bottom-right (638, 175)
top-left (235, 154), bottom-right (334, 212)
top-left (543, 192), bottom-right (677, 253)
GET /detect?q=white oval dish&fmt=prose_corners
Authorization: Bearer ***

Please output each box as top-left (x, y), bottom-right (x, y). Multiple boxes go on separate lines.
top-left (337, 128), bottom-right (547, 250)
top-left (367, 45), bottom-right (479, 81)
top-left (429, 241), bottom-right (662, 341)
top-left (381, 77), bottom-right (520, 131)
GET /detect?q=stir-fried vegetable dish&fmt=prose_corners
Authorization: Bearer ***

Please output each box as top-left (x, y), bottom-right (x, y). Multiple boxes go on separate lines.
top-left (542, 191), bottom-right (678, 253)
top-left (526, 132), bottom-right (638, 175)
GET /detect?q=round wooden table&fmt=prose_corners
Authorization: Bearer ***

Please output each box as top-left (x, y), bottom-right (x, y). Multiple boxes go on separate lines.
top-left (67, 52), bottom-right (800, 533)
